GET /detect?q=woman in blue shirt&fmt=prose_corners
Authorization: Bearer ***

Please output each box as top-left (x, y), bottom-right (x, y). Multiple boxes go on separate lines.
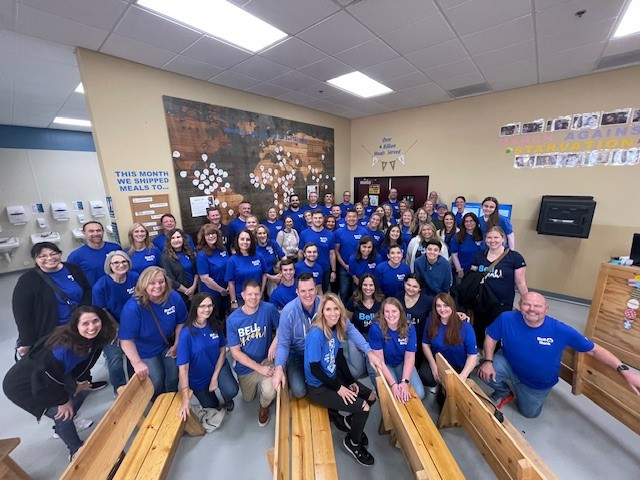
top-left (255, 224), bottom-right (286, 297)
top-left (264, 207), bottom-right (284, 240)
top-left (304, 293), bottom-right (376, 466)
top-left (196, 224), bottom-right (230, 318)
top-left (399, 210), bottom-right (415, 246)
top-left (348, 236), bottom-right (382, 286)
top-left (127, 222), bottom-right (161, 274)
top-left (368, 297), bottom-right (425, 401)
top-left (378, 224), bottom-right (406, 260)
top-left (92, 250), bottom-right (139, 394)
top-left (478, 196), bottom-right (515, 249)
top-left (450, 212), bottom-right (484, 280)
top-left (160, 228), bottom-right (198, 308)
top-left (225, 230), bottom-right (267, 309)
top-left (374, 245), bottom-right (411, 297)
top-left (177, 293), bottom-right (239, 419)
top-left (119, 267), bottom-right (187, 397)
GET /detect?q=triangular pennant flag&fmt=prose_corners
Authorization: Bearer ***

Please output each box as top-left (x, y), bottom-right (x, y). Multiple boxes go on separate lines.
top-left (381, 161), bottom-right (387, 170)
top-left (397, 155), bottom-right (405, 165)
top-left (372, 157), bottom-right (379, 167)
top-left (390, 160), bottom-right (396, 170)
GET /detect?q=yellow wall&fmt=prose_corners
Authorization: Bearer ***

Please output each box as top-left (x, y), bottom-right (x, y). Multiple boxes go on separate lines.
top-left (350, 66), bottom-right (640, 299)
top-left (76, 49), bottom-right (351, 241)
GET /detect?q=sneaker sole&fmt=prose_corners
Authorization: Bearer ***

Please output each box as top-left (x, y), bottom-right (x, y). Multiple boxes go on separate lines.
top-left (496, 393), bottom-right (515, 410)
top-left (342, 437), bottom-right (374, 467)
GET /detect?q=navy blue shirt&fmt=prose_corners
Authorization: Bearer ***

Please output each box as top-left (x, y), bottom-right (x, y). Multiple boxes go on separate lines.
top-left (92, 271), bottom-right (139, 321)
top-left (345, 297), bottom-right (381, 335)
top-left (472, 250), bottom-right (526, 305)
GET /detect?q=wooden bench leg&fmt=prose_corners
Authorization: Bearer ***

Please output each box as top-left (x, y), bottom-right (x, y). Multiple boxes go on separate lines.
top-left (0, 456), bottom-right (31, 480)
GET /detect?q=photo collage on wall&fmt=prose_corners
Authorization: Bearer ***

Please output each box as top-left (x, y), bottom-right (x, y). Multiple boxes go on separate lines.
top-left (502, 107), bottom-right (640, 169)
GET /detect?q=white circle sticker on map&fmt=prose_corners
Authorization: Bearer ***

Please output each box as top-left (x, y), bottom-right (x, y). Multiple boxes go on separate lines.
top-left (627, 298), bottom-right (640, 310)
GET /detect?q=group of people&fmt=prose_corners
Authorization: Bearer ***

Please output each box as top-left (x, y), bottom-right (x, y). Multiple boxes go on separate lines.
top-left (4, 189), bottom-right (640, 467)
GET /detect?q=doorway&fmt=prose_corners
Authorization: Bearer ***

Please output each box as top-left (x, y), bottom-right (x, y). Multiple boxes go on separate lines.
top-left (353, 176), bottom-right (429, 209)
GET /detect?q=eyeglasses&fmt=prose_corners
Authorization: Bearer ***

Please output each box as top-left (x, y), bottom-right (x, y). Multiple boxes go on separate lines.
top-left (36, 252), bottom-right (61, 260)
top-left (205, 233), bottom-right (217, 237)
top-left (198, 304), bottom-right (214, 309)
top-left (110, 261), bottom-right (129, 266)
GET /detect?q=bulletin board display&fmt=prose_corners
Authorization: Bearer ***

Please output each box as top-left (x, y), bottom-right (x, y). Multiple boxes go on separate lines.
top-left (128, 195), bottom-right (171, 238)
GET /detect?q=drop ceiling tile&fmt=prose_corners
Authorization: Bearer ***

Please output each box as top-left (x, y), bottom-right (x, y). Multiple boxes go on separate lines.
top-left (383, 71), bottom-right (431, 90)
top-left (260, 37), bottom-right (326, 69)
top-left (361, 57), bottom-right (419, 82)
top-left (406, 39), bottom-right (469, 70)
top-left (13, 88), bottom-right (67, 106)
top-left (209, 70), bottom-right (262, 90)
top-left (399, 83), bottom-right (451, 104)
top-left (443, 0), bottom-right (531, 36)
top-left (318, 103), bottom-right (359, 118)
top-left (382, 12), bottom-right (456, 54)
top-left (271, 70), bottom-right (318, 90)
top-left (12, 100), bottom-right (60, 116)
top-left (55, 106), bottom-right (89, 119)
top-left (341, 99), bottom-right (391, 115)
top-left (10, 31), bottom-right (78, 66)
top-left (297, 11), bottom-right (374, 55)
top-left (303, 98), bottom-right (336, 111)
top-left (347, 0), bottom-right (438, 35)
top-left (61, 92), bottom-right (89, 111)
top-left (323, 91), bottom-right (359, 105)
top-left (0, 108), bottom-right (12, 125)
top-left (246, 82), bottom-right (292, 97)
top-left (335, 39), bottom-right (398, 70)
top-left (473, 40), bottom-right (535, 70)
top-left (423, 58), bottom-right (477, 81)
top-left (537, 18), bottom-right (615, 55)
top-left (298, 56), bottom-right (352, 81)
top-left (13, 114), bottom-right (52, 128)
top-left (162, 55), bottom-right (224, 80)
top-left (0, 1), bottom-right (14, 29)
top-left (538, 41), bottom-right (604, 71)
top-left (434, 70), bottom-right (485, 90)
top-left (275, 91), bottom-right (317, 105)
top-left (182, 36), bottom-right (251, 69)
top-left (371, 92), bottom-right (417, 109)
top-left (461, 15), bottom-right (533, 56)
top-left (241, 0), bottom-right (340, 34)
top-left (15, 3), bottom-right (108, 49)
top-left (231, 55), bottom-right (290, 81)
top-left (535, 0), bottom-right (625, 37)
top-left (436, 0), bottom-right (469, 8)
top-left (603, 32), bottom-right (640, 56)
top-left (114, 6), bottom-right (202, 53)
top-left (19, 0), bottom-right (128, 31)
top-left (484, 57), bottom-right (538, 91)
top-left (101, 34), bottom-right (176, 68)
top-left (297, 82), bottom-right (344, 98)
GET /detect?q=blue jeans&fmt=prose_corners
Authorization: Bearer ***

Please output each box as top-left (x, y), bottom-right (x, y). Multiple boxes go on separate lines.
top-left (193, 360), bottom-right (239, 408)
top-left (286, 354), bottom-right (307, 398)
top-left (45, 390), bottom-right (90, 456)
top-left (338, 264), bottom-right (352, 304)
top-left (483, 351), bottom-right (551, 418)
top-left (145, 348), bottom-right (178, 397)
top-left (368, 360), bottom-right (425, 400)
top-left (103, 343), bottom-right (127, 393)
top-left (346, 337), bottom-right (368, 380)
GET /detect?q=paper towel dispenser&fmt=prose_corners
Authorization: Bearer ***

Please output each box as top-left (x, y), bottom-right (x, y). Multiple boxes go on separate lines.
top-left (7, 205), bottom-right (28, 225)
top-left (51, 202), bottom-right (70, 221)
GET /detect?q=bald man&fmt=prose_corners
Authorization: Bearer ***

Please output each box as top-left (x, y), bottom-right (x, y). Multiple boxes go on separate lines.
top-left (479, 292), bottom-right (640, 418)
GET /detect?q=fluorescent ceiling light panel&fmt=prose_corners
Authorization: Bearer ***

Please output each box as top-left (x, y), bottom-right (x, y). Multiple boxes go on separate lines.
top-left (614, 0), bottom-right (640, 38)
top-left (136, 0), bottom-right (287, 52)
top-left (326, 72), bottom-right (393, 98)
top-left (53, 117), bottom-right (92, 127)
top-left (75, 83), bottom-right (84, 93)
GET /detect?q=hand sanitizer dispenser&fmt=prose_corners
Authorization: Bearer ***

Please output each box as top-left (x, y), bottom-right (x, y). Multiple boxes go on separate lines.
top-left (7, 205), bottom-right (28, 225)
top-left (90, 200), bottom-right (105, 218)
top-left (51, 202), bottom-right (70, 221)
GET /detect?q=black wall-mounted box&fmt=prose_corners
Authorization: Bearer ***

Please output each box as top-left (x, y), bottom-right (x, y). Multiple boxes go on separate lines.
top-left (536, 195), bottom-right (596, 238)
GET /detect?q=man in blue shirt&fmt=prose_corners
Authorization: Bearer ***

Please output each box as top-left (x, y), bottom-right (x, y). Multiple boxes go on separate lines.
top-left (227, 279), bottom-right (279, 427)
top-left (334, 210), bottom-right (366, 303)
top-left (302, 191), bottom-right (320, 212)
top-left (339, 191), bottom-right (354, 217)
top-left (206, 207), bottom-right (231, 251)
top-left (152, 214), bottom-right (195, 251)
top-left (68, 221), bottom-right (121, 286)
top-left (479, 292), bottom-right (640, 418)
top-left (283, 194), bottom-right (306, 233)
top-left (228, 201), bottom-right (252, 246)
top-left (321, 192), bottom-right (334, 217)
top-left (298, 210), bottom-right (336, 293)
top-left (269, 259), bottom-right (296, 310)
top-left (383, 188), bottom-right (400, 219)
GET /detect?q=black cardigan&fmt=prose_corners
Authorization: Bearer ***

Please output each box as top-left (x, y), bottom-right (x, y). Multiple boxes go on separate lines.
top-left (12, 263), bottom-right (92, 348)
top-left (160, 252), bottom-right (197, 290)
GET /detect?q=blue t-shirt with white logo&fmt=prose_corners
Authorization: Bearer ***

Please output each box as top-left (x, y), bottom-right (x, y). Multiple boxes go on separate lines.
top-left (256, 240), bottom-right (285, 274)
top-left (298, 228), bottom-right (335, 270)
top-left (423, 316), bottom-right (477, 369)
top-left (450, 233), bottom-right (484, 272)
top-left (46, 266), bottom-right (85, 325)
top-left (375, 261), bottom-right (411, 297)
top-left (67, 242), bottom-right (121, 286)
top-left (348, 253), bottom-right (383, 280)
top-left (269, 283), bottom-right (297, 310)
top-left (177, 324), bottom-right (226, 392)
top-left (364, 227), bottom-right (383, 248)
top-left (129, 247), bottom-right (162, 274)
top-left (265, 220), bottom-right (284, 240)
top-left (295, 260), bottom-right (323, 285)
top-left (196, 249), bottom-right (229, 297)
top-left (369, 322), bottom-right (417, 367)
top-left (304, 326), bottom-right (342, 387)
top-left (92, 271), bottom-right (139, 322)
top-left (334, 226), bottom-right (367, 263)
top-left (224, 254), bottom-right (266, 300)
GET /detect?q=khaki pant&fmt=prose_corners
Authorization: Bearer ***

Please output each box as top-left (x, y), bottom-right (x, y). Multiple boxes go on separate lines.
top-left (237, 359), bottom-right (276, 408)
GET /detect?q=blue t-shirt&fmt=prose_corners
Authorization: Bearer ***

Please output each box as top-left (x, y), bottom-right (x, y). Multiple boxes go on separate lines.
top-left (53, 346), bottom-right (90, 374)
top-left (364, 206), bottom-right (375, 217)
top-left (295, 260), bottom-right (323, 285)
top-left (256, 241), bottom-right (285, 274)
top-left (401, 225), bottom-right (413, 246)
top-left (358, 218), bottom-right (369, 228)
top-left (226, 302), bottom-right (279, 376)
top-left (455, 211), bottom-right (465, 228)
top-left (269, 283), bottom-right (297, 310)
top-left (336, 219), bottom-right (346, 229)
top-left (92, 271), bottom-right (139, 322)
top-left (487, 311), bottom-right (594, 389)
top-left (304, 327), bottom-right (342, 387)
top-left (67, 242), bottom-right (121, 286)
top-left (375, 261), bottom-right (411, 297)
top-left (382, 200), bottom-right (399, 218)
top-left (119, 290), bottom-right (187, 359)
top-left (153, 234), bottom-right (195, 252)
top-left (334, 226), bottom-right (367, 264)
top-left (196, 249), bottom-right (229, 297)
top-left (339, 203), bottom-right (354, 217)
top-left (283, 208), bottom-right (306, 233)
top-left (345, 297), bottom-right (381, 335)
top-left (423, 316), bottom-right (477, 369)
top-left (228, 217), bottom-right (247, 245)
top-left (348, 254), bottom-right (383, 279)
top-left (472, 250), bottom-right (526, 305)
top-left (378, 241), bottom-right (407, 261)
top-left (364, 227), bottom-right (383, 247)
top-left (178, 252), bottom-right (195, 285)
top-left (478, 215), bottom-right (513, 236)
top-left (129, 247), bottom-right (162, 274)
top-left (450, 233), bottom-right (484, 272)
top-left (368, 322), bottom-right (417, 367)
top-left (176, 324), bottom-right (226, 391)
top-left (224, 254), bottom-right (266, 300)
top-left (265, 220), bottom-right (284, 240)
top-left (298, 228), bottom-right (335, 270)
top-left (46, 267), bottom-right (85, 325)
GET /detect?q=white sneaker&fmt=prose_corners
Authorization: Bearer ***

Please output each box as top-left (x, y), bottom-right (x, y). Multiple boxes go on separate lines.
top-left (428, 386), bottom-right (438, 394)
top-left (53, 418), bottom-right (94, 438)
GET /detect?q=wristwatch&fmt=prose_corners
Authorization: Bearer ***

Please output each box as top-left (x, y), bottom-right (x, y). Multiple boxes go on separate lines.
top-left (402, 378), bottom-right (410, 384)
top-left (617, 364), bottom-right (630, 373)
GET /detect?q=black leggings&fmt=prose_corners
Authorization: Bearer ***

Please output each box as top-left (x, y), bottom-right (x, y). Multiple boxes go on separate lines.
top-left (473, 302), bottom-right (512, 348)
top-left (308, 378), bottom-right (372, 444)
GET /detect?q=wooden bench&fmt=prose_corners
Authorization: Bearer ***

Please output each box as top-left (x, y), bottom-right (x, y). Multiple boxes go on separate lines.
top-left (60, 376), bottom-right (205, 480)
top-left (436, 353), bottom-right (558, 480)
top-left (0, 438), bottom-right (30, 479)
top-left (376, 371), bottom-right (464, 480)
top-left (268, 386), bottom-right (338, 480)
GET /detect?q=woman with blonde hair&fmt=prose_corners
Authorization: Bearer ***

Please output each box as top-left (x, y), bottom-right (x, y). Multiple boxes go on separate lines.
top-left (304, 293), bottom-right (376, 466)
top-left (406, 221), bottom-right (449, 272)
top-left (127, 222), bottom-right (161, 274)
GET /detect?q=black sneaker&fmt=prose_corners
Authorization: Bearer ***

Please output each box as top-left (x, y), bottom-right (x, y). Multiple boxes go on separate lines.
top-left (342, 415), bottom-right (368, 446)
top-left (342, 434), bottom-right (374, 466)
top-left (225, 400), bottom-right (235, 412)
top-left (328, 410), bottom-right (350, 432)
top-left (90, 381), bottom-right (108, 391)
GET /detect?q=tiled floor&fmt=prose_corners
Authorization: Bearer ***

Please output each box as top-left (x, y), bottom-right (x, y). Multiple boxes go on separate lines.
top-left (1, 271), bottom-right (638, 479)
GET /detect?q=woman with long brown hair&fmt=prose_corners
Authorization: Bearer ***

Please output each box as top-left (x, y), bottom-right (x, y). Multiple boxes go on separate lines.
top-left (161, 227), bottom-right (199, 307)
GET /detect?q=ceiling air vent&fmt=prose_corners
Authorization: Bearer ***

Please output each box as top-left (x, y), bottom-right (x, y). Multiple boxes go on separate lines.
top-left (447, 82), bottom-right (492, 98)
top-left (595, 49), bottom-right (640, 70)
